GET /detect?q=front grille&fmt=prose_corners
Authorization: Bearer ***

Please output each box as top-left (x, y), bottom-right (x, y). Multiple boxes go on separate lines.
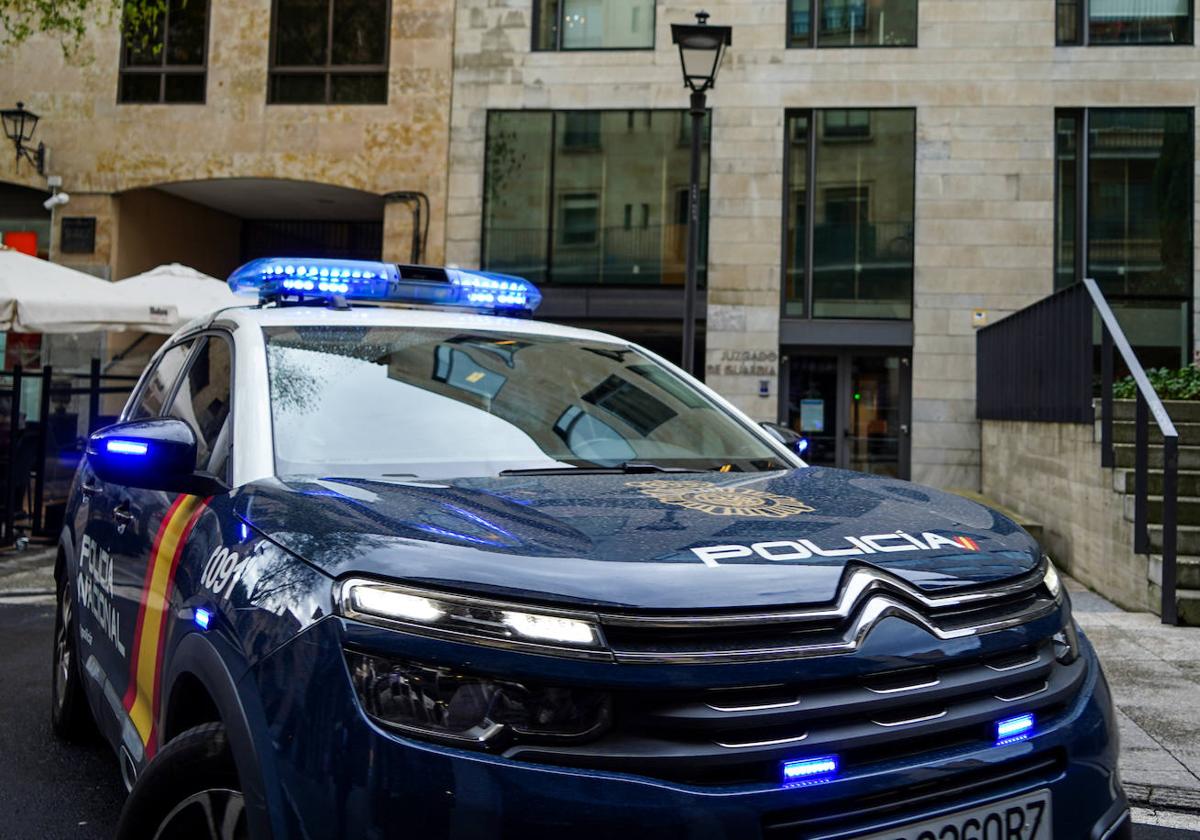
top-left (505, 640), bottom-right (1085, 787)
top-left (595, 564), bottom-right (1056, 664)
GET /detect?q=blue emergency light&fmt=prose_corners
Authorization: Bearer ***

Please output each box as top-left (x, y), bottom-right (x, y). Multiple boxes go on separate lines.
top-left (781, 754), bottom-right (839, 786)
top-left (227, 257), bottom-right (542, 314)
top-left (994, 712), bottom-right (1035, 745)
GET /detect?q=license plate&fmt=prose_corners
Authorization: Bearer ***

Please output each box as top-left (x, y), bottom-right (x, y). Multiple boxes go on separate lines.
top-left (850, 789), bottom-right (1052, 840)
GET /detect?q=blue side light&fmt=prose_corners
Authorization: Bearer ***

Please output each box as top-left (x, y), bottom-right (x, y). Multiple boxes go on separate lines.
top-left (781, 755), bottom-right (839, 786)
top-left (995, 713), bottom-right (1035, 744)
top-left (227, 257), bottom-right (542, 314)
top-left (106, 439), bottom-right (148, 456)
top-left (194, 608), bottom-right (213, 631)
top-left (796, 437), bottom-right (810, 454)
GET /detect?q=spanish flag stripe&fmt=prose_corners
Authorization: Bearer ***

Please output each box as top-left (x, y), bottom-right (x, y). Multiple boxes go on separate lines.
top-left (121, 494), bottom-right (187, 710)
top-left (123, 495), bottom-right (207, 753)
top-left (145, 500), bottom-right (208, 755)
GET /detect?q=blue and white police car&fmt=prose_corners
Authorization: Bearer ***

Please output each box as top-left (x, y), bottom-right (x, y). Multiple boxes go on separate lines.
top-left (54, 258), bottom-right (1128, 839)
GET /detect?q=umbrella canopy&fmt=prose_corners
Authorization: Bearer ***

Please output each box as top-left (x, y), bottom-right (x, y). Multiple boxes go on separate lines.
top-left (112, 263), bottom-right (245, 334)
top-left (0, 247), bottom-right (176, 333)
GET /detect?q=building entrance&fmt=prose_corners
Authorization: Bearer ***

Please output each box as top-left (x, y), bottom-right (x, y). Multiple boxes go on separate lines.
top-left (782, 349), bottom-right (911, 479)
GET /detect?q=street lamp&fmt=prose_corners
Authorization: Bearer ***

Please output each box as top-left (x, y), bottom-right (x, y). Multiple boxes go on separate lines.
top-left (671, 12), bottom-right (730, 376)
top-left (0, 102), bottom-right (46, 175)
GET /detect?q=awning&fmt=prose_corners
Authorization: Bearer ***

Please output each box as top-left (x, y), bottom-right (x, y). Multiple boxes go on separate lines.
top-left (0, 248), bottom-right (177, 333)
top-left (112, 263), bottom-right (244, 334)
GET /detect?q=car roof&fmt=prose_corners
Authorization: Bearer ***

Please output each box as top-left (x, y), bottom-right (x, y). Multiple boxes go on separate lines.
top-left (204, 303), bottom-right (628, 345)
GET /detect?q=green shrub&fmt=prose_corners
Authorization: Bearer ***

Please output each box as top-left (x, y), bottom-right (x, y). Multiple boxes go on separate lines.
top-left (1113, 366), bottom-right (1200, 401)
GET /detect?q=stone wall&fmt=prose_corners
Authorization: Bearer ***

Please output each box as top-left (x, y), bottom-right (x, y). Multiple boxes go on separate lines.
top-left (981, 419), bottom-right (1152, 612)
top-left (447, 0), bottom-right (1200, 490)
top-left (0, 0), bottom-right (456, 275)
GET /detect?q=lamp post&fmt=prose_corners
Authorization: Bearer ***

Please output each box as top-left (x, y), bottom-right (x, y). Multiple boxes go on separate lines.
top-left (671, 12), bottom-right (731, 376)
top-left (0, 102), bottom-right (46, 175)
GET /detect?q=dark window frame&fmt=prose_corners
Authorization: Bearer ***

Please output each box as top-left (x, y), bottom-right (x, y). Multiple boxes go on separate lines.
top-left (1052, 106), bottom-right (1195, 356)
top-left (1056, 0), bottom-right (1194, 45)
top-left (786, 0), bottom-right (919, 48)
top-left (117, 0), bottom-right (211, 105)
top-left (164, 331), bottom-right (236, 481)
top-left (267, 0), bottom-right (393, 105)
top-left (480, 108), bottom-right (713, 289)
top-left (532, 0), bottom-right (657, 51)
top-left (779, 107), bottom-right (917, 322)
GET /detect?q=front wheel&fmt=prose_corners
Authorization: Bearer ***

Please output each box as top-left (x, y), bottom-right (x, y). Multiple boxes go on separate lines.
top-left (50, 569), bottom-right (95, 741)
top-left (115, 722), bottom-right (248, 840)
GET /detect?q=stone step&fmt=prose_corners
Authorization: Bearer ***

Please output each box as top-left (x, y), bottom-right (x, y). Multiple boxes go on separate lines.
top-left (1123, 495), bottom-right (1200, 526)
top-left (1148, 555), bottom-right (1200, 590)
top-left (1148, 524), bottom-right (1200, 556)
top-left (1115, 469), bottom-right (1200, 497)
top-left (1099, 421), bottom-right (1200, 445)
top-left (1149, 582), bottom-right (1200, 625)
top-left (1114, 444), bottom-right (1200, 470)
top-left (1104, 399), bottom-right (1200, 423)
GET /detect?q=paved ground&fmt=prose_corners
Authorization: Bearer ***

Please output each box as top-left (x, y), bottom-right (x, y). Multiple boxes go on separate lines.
top-left (0, 546), bottom-right (1198, 838)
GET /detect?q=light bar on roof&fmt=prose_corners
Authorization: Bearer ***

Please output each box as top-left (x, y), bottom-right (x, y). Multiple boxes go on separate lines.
top-left (226, 257), bottom-right (541, 314)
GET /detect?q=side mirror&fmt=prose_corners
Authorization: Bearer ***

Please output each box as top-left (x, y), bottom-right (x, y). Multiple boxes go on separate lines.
top-left (760, 421), bottom-right (810, 456)
top-left (87, 419), bottom-right (227, 495)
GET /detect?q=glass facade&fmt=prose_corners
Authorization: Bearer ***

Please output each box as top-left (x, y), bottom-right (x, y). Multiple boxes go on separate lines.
top-left (533, 0), bottom-right (655, 50)
top-left (119, 0), bottom-right (208, 103)
top-left (1057, 0), bottom-right (1192, 44)
top-left (483, 110), bottom-right (709, 286)
top-left (1055, 109), bottom-right (1193, 367)
top-left (784, 109), bottom-right (916, 319)
top-left (269, 0), bottom-right (389, 104)
top-left (788, 0), bottom-right (917, 47)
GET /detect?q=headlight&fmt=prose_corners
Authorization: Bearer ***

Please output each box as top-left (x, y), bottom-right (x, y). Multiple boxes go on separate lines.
top-left (1042, 556), bottom-right (1062, 599)
top-left (347, 652), bottom-right (612, 747)
top-left (339, 578), bottom-right (607, 659)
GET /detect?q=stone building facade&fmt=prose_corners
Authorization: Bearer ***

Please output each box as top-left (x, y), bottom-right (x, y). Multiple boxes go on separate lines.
top-left (446, 0), bottom-right (1200, 489)
top-left (2, 0), bottom-right (1199, 491)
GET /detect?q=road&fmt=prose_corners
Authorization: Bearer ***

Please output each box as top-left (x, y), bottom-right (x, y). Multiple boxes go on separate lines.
top-left (0, 601), bottom-right (1197, 839)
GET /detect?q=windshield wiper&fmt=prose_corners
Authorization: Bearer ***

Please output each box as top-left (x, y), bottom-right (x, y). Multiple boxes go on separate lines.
top-left (499, 462), bottom-right (695, 477)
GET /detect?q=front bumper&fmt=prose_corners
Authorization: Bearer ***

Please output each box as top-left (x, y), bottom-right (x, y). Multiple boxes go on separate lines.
top-left (248, 617), bottom-right (1124, 839)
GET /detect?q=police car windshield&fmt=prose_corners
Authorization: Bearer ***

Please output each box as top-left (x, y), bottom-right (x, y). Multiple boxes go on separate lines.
top-left (263, 326), bottom-right (787, 479)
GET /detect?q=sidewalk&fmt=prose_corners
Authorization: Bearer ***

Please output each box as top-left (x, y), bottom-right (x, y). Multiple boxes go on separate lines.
top-left (0, 544), bottom-right (56, 602)
top-left (1069, 577), bottom-right (1200, 816)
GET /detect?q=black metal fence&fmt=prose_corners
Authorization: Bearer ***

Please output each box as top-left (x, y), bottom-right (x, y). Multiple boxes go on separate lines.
top-left (976, 279), bottom-right (1181, 625)
top-left (0, 359), bottom-right (137, 547)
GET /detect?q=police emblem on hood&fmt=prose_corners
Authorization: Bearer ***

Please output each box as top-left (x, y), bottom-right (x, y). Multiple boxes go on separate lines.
top-left (629, 480), bottom-right (814, 518)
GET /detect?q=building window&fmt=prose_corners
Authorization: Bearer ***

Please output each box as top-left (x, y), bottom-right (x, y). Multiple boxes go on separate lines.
top-left (788, 0), bottom-right (917, 47)
top-left (784, 109), bottom-right (915, 319)
top-left (1055, 108), bottom-right (1193, 367)
top-left (533, 0), bottom-right (656, 50)
top-left (1057, 0), bottom-right (1192, 44)
top-left (483, 110), bottom-right (709, 286)
top-left (268, 0), bottom-right (390, 104)
top-left (119, 0), bottom-right (209, 104)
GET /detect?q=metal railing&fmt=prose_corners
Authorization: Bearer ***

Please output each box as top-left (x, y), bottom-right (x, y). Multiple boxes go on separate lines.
top-left (0, 359), bottom-right (138, 547)
top-left (976, 278), bottom-right (1180, 625)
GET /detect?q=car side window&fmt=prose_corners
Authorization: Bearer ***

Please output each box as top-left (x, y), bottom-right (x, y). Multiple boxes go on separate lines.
top-left (165, 335), bottom-right (233, 478)
top-left (128, 340), bottom-right (196, 421)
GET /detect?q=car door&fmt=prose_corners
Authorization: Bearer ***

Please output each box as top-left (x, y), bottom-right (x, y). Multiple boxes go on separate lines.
top-left (108, 333), bottom-right (234, 757)
top-left (74, 337), bottom-right (197, 750)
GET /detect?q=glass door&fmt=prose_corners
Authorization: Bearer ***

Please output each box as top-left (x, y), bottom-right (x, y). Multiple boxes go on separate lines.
top-left (784, 349), bottom-right (910, 478)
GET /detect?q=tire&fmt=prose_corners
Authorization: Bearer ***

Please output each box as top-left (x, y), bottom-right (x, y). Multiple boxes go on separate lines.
top-left (50, 568), bottom-right (95, 741)
top-left (116, 722), bottom-right (248, 840)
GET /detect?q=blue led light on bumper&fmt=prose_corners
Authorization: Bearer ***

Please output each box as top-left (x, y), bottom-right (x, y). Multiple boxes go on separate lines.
top-left (995, 712), bottom-right (1035, 744)
top-left (226, 257), bottom-right (542, 314)
top-left (781, 755), bottom-right (839, 786)
top-left (106, 440), bottom-right (148, 456)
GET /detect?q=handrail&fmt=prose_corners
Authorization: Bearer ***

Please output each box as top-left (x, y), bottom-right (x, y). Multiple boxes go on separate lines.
top-left (1085, 278), bottom-right (1180, 625)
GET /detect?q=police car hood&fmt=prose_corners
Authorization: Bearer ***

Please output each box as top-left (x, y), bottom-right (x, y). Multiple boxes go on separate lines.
top-left (235, 468), bottom-right (1041, 611)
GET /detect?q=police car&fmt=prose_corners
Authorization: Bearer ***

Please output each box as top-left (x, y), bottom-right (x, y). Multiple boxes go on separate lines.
top-left (54, 257), bottom-right (1127, 840)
